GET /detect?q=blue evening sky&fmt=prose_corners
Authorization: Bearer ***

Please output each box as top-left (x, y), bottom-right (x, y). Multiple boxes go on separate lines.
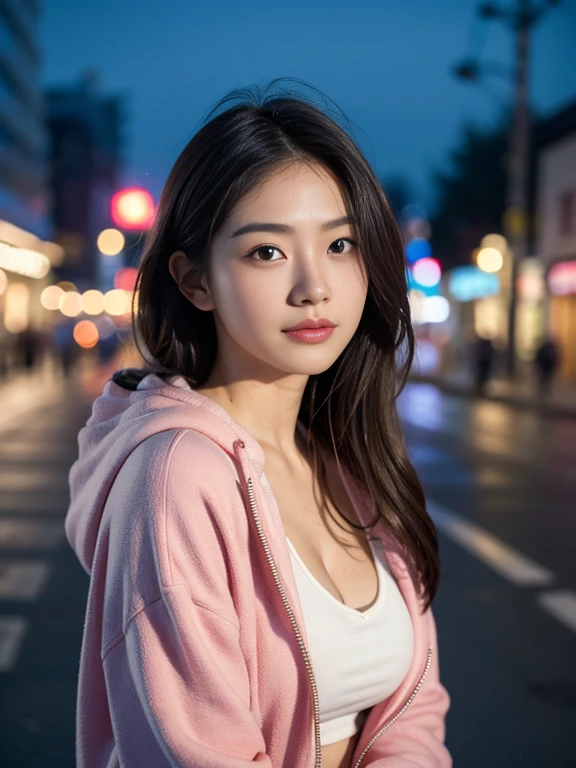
top-left (41, 0), bottom-right (576, 214)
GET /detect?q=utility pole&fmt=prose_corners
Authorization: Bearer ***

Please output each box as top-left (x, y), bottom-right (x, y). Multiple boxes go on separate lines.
top-left (504, 0), bottom-right (531, 378)
top-left (454, 0), bottom-right (560, 378)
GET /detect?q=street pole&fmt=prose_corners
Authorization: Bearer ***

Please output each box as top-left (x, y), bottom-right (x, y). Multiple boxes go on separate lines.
top-left (504, 0), bottom-right (531, 378)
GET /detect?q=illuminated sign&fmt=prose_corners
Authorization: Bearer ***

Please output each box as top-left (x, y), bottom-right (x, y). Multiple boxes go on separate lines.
top-left (448, 265), bottom-right (500, 302)
top-left (548, 260), bottom-right (576, 296)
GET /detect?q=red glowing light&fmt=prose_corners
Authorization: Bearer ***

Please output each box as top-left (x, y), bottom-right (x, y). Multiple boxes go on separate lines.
top-left (111, 188), bottom-right (155, 230)
top-left (114, 267), bottom-right (138, 292)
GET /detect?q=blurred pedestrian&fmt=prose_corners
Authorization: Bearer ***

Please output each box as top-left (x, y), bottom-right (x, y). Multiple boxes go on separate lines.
top-left (534, 336), bottom-right (560, 400)
top-left (472, 335), bottom-right (495, 395)
top-left (53, 319), bottom-right (77, 377)
top-left (16, 327), bottom-right (40, 371)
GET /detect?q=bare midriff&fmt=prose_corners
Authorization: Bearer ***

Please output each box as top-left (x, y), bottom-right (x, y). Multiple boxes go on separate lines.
top-left (322, 730), bottom-right (361, 768)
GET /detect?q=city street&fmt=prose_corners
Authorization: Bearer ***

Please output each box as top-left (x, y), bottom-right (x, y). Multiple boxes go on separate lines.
top-left (0, 376), bottom-right (575, 766)
top-left (398, 383), bottom-right (576, 768)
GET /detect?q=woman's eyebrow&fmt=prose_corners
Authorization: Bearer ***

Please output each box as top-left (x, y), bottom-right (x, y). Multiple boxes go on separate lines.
top-left (230, 216), bottom-right (353, 238)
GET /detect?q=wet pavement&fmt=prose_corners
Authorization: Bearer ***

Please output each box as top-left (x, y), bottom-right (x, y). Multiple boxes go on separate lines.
top-left (0, 374), bottom-right (574, 766)
top-left (398, 383), bottom-right (576, 768)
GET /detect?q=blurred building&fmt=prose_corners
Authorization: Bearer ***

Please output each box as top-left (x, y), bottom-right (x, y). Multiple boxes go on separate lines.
top-left (536, 101), bottom-right (576, 382)
top-left (0, 0), bottom-right (63, 368)
top-left (46, 71), bottom-right (125, 291)
top-left (0, 0), bottom-right (48, 235)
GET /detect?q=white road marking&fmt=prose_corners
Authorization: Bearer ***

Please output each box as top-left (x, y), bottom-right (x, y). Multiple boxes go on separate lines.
top-left (536, 591), bottom-right (576, 634)
top-left (0, 616), bottom-right (28, 671)
top-left (427, 501), bottom-right (555, 587)
top-left (0, 560), bottom-right (51, 600)
top-left (0, 519), bottom-right (65, 550)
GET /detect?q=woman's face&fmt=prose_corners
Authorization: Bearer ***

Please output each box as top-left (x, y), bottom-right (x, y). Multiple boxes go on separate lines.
top-left (184, 160), bottom-right (369, 382)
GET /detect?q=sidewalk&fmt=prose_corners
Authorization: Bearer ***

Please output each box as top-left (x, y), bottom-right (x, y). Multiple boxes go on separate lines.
top-left (408, 369), bottom-right (576, 418)
top-left (0, 351), bottom-right (109, 431)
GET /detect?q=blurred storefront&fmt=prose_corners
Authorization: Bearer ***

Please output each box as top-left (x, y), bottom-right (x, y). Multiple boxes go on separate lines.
top-left (0, 221), bottom-right (64, 370)
top-left (0, 0), bottom-right (56, 371)
top-left (516, 257), bottom-right (546, 362)
top-left (537, 101), bottom-right (576, 382)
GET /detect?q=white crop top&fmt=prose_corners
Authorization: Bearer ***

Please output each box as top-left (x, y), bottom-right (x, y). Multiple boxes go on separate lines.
top-left (286, 533), bottom-right (414, 746)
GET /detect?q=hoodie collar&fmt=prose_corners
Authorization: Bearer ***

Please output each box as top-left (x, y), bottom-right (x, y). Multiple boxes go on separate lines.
top-left (137, 373), bottom-right (267, 477)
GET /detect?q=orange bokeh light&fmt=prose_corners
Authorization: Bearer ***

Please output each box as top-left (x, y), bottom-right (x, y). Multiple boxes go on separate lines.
top-left (74, 320), bottom-right (99, 349)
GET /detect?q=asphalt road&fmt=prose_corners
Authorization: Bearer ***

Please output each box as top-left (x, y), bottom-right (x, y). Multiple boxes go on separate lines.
top-left (0, 374), bottom-right (574, 767)
top-left (398, 382), bottom-right (576, 768)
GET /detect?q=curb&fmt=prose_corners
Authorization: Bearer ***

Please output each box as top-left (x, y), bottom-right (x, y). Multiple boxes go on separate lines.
top-left (407, 375), bottom-right (576, 420)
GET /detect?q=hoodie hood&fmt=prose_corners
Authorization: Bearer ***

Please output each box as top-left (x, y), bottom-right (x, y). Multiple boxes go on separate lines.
top-left (66, 368), bottom-right (267, 574)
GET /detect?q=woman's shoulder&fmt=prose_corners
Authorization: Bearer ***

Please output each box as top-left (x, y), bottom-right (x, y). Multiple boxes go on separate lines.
top-left (103, 428), bottom-right (246, 607)
top-left (124, 427), bottom-right (239, 487)
top-left (106, 430), bottom-right (243, 536)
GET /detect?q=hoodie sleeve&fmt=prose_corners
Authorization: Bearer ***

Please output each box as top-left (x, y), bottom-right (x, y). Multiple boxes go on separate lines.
top-left (99, 429), bottom-right (272, 766)
top-left (102, 586), bottom-right (272, 766)
top-left (361, 607), bottom-right (452, 768)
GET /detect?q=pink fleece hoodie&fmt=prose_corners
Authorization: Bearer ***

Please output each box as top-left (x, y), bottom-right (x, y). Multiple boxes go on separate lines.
top-left (65, 369), bottom-right (452, 768)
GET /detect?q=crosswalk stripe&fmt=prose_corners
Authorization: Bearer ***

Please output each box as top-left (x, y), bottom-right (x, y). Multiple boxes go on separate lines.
top-left (0, 519), bottom-right (65, 550)
top-left (0, 616), bottom-right (28, 671)
top-left (536, 590), bottom-right (576, 634)
top-left (0, 560), bottom-right (51, 600)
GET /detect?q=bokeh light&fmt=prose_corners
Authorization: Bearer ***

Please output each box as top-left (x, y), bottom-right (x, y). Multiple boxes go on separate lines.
top-left (74, 320), bottom-right (99, 349)
top-left (421, 295), bottom-right (450, 324)
top-left (97, 228), bottom-right (125, 256)
top-left (4, 283), bottom-right (29, 332)
top-left (81, 290), bottom-right (105, 315)
top-left (409, 289), bottom-right (426, 324)
top-left (405, 238), bottom-right (432, 264)
top-left (104, 289), bottom-right (132, 316)
top-left (59, 291), bottom-right (83, 317)
top-left (412, 257), bottom-right (442, 287)
top-left (41, 285), bottom-right (64, 310)
top-left (111, 188), bottom-right (155, 230)
top-left (114, 267), bottom-right (138, 292)
top-left (477, 247), bottom-right (503, 273)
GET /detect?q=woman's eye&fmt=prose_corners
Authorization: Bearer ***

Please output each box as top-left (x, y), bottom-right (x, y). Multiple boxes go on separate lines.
top-left (248, 245), bottom-right (283, 263)
top-left (329, 238), bottom-right (357, 254)
top-left (247, 238), bottom-right (357, 262)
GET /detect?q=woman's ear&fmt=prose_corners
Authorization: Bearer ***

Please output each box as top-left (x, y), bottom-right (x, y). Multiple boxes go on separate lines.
top-left (168, 251), bottom-right (214, 311)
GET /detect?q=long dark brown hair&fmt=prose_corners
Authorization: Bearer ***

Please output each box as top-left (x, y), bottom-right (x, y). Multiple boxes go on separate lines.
top-left (132, 79), bottom-right (440, 612)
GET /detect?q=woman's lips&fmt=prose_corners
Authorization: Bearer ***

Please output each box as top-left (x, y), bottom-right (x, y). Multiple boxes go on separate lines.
top-left (282, 327), bottom-right (335, 343)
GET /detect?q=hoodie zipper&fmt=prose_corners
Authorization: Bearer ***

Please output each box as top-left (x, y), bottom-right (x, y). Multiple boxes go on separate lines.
top-left (245, 476), bottom-right (323, 768)
top-left (245, 473), bottom-right (432, 768)
top-left (352, 646), bottom-right (433, 768)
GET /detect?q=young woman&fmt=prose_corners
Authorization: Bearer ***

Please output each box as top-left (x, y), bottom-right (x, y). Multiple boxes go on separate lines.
top-left (66, 80), bottom-right (452, 768)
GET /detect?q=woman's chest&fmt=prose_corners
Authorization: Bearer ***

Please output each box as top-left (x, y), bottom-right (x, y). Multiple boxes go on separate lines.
top-left (263, 459), bottom-right (380, 618)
